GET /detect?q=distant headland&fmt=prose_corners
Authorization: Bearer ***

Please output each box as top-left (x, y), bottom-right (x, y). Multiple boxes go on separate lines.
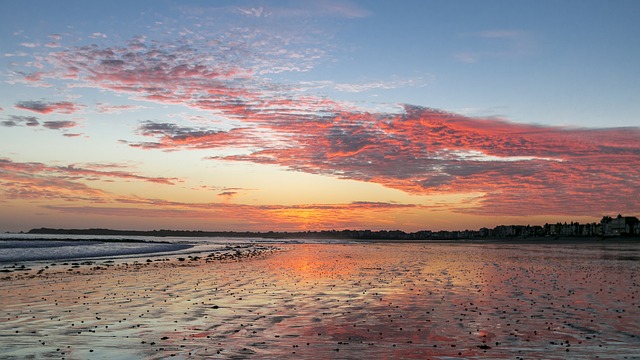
top-left (24, 214), bottom-right (640, 241)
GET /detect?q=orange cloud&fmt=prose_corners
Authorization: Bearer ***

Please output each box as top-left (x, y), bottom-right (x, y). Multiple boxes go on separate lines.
top-left (1, 156), bottom-right (424, 230)
top-left (43, 201), bottom-right (419, 231)
top-left (0, 159), bottom-right (180, 193)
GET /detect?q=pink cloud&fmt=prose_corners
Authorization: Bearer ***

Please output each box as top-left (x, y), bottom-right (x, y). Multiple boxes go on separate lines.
top-left (215, 107), bottom-right (640, 216)
top-left (23, 72), bottom-right (44, 82)
top-left (42, 120), bottom-right (78, 130)
top-left (35, 39), bottom-right (640, 218)
top-left (15, 100), bottom-right (83, 114)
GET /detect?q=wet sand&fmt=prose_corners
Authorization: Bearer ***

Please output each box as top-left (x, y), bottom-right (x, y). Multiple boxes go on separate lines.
top-left (1, 242), bottom-right (639, 359)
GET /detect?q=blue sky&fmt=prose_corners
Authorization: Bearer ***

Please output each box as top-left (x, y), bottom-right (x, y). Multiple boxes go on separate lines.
top-left (1, 0), bottom-right (639, 232)
top-left (3, 0), bottom-right (638, 126)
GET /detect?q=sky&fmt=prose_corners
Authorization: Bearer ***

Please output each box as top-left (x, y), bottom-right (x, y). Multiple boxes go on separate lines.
top-left (1, 0), bottom-right (639, 232)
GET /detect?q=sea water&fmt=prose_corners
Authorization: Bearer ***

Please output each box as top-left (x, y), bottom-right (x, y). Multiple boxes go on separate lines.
top-left (0, 233), bottom-right (354, 263)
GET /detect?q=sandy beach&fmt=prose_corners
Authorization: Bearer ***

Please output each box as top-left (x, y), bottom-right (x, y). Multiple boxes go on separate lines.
top-left (1, 242), bottom-right (639, 359)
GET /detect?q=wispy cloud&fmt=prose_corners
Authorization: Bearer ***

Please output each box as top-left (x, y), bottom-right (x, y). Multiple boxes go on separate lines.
top-left (95, 103), bottom-right (144, 113)
top-left (90, 32), bottom-right (107, 39)
top-left (1, 160), bottom-right (109, 202)
top-left (0, 159), bottom-right (180, 194)
top-left (236, 0), bottom-right (371, 19)
top-left (298, 75), bottom-right (429, 93)
top-left (0, 158), bottom-right (185, 209)
top-left (1, 115), bottom-right (39, 127)
top-left (454, 29), bottom-right (534, 63)
top-left (3, 51), bottom-right (28, 57)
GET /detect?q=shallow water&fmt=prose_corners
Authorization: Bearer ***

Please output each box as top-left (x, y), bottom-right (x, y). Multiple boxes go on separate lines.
top-left (0, 242), bottom-right (638, 359)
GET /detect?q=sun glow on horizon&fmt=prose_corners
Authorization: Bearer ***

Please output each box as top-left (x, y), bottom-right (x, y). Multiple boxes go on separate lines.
top-left (1, 1), bottom-right (639, 232)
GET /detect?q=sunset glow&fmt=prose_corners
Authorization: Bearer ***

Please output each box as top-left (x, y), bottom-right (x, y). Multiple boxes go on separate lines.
top-left (1, 1), bottom-right (639, 232)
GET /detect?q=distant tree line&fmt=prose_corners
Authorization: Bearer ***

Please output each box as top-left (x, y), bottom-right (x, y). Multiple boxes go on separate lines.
top-left (27, 215), bottom-right (639, 240)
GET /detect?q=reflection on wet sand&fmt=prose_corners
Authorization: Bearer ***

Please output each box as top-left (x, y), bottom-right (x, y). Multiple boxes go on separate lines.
top-left (0, 242), bottom-right (638, 359)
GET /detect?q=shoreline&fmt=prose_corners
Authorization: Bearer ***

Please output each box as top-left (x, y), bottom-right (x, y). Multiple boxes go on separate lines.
top-left (0, 237), bottom-right (174, 243)
top-left (8, 231), bottom-right (640, 243)
top-left (0, 238), bottom-right (194, 265)
top-left (0, 243), bottom-right (280, 281)
top-left (356, 235), bottom-right (640, 244)
top-left (2, 235), bottom-right (637, 266)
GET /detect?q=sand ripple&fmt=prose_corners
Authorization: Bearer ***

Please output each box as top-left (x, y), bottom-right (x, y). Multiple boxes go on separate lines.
top-left (1, 242), bottom-right (639, 359)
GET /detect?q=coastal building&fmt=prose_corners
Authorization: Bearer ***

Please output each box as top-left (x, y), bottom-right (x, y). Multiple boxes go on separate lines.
top-left (602, 215), bottom-right (640, 236)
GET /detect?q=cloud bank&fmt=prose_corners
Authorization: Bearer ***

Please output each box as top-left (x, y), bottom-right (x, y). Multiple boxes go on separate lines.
top-left (14, 31), bottom-right (640, 218)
